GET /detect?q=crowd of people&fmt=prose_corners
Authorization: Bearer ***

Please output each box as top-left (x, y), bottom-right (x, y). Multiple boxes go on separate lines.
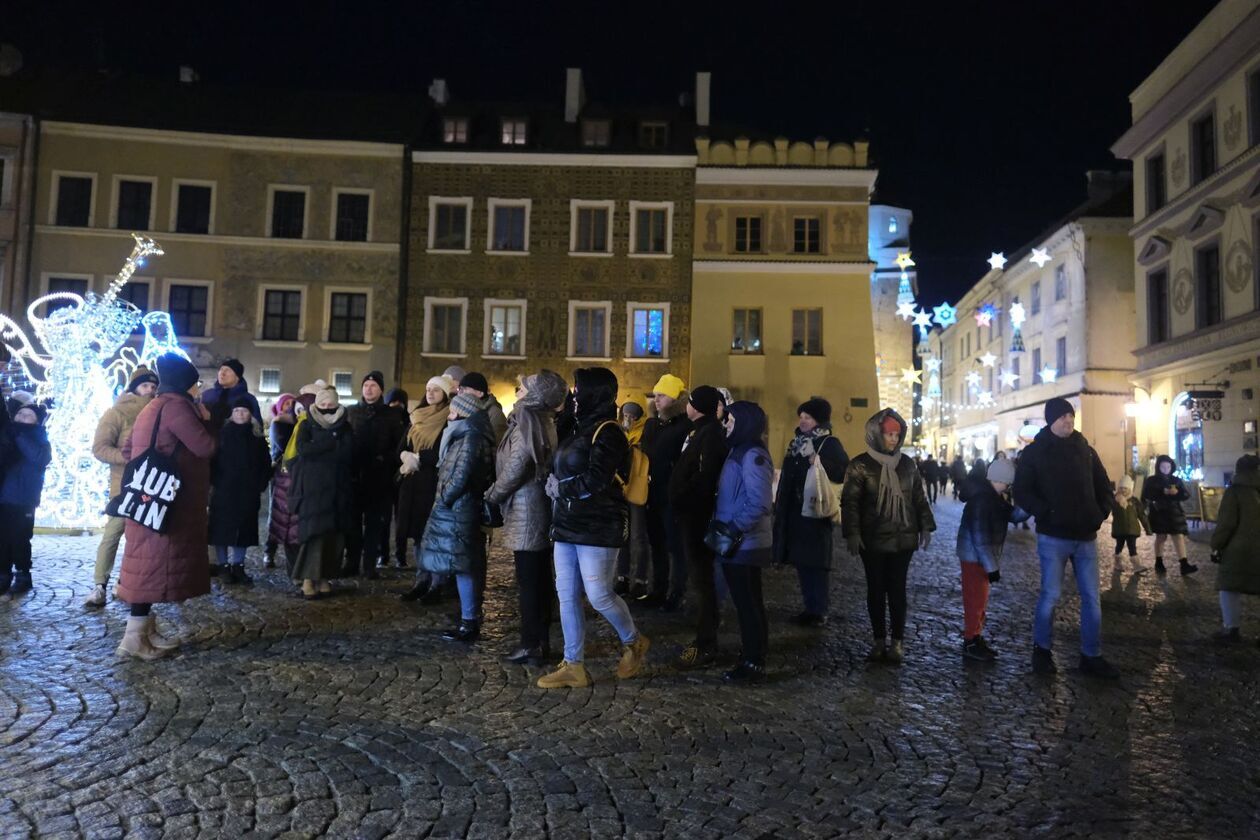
top-left (1, 356), bottom-right (1257, 682)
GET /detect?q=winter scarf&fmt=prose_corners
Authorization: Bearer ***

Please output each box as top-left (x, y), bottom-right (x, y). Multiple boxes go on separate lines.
top-left (864, 408), bottom-right (911, 528)
top-left (308, 389), bottom-right (346, 430)
top-left (787, 424), bottom-right (834, 461)
top-left (504, 371), bottom-right (567, 480)
top-left (408, 398), bottom-right (449, 451)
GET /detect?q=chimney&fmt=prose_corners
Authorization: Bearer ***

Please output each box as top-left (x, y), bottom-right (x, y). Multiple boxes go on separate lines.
top-left (1085, 169), bottom-right (1131, 201)
top-left (428, 78), bottom-right (449, 107)
top-left (695, 71), bottom-right (711, 128)
top-left (179, 65), bottom-right (199, 84)
top-left (564, 67), bottom-right (585, 123)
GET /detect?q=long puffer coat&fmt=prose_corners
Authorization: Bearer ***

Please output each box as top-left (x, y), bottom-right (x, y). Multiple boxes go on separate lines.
top-left (420, 412), bottom-right (495, 575)
top-left (116, 393), bottom-right (217, 605)
top-left (841, 410), bottom-right (935, 554)
top-left (1142, 456), bottom-right (1190, 535)
top-left (208, 420), bottom-right (272, 546)
top-left (772, 429), bottom-right (848, 569)
top-left (290, 411), bottom-right (355, 543)
top-left (267, 416), bottom-right (300, 546)
top-left (485, 408), bottom-right (556, 552)
top-left (1210, 468), bottom-right (1260, 595)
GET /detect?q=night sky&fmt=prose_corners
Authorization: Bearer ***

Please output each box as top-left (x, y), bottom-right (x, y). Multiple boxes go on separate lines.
top-left (6, 0), bottom-right (1221, 303)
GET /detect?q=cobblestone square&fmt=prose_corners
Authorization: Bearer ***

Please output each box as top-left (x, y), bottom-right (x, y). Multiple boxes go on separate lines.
top-left (1, 499), bottom-right (1257, 838)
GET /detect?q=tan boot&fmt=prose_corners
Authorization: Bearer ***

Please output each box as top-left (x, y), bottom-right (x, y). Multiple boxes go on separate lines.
top-left (317, 580), bottom-right (332, 594)
top-left (144, 614), bottom-right (180, 651)
top-left (116, 616), bottom-right (167, 661)
top-left (537, 660), bottom-right (593, 689)
top-left (302, 579), bottom-right (318, 599)
top-left (616, 634), bottom-right (651, 679)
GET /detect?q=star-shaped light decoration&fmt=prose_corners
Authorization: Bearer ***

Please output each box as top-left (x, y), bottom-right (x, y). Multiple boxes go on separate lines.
top-left (1009, 301), bottom-right (1026, 328)
top-left (924, 357), bottom-right (943, 372)
top-left (920, 396), bottom-right (934, 411)
top-left (977, 390), bottom-right (995, 407)
top-left (980, 352), bottom-right (997, 367)
top-left (975, 308), bottom-right (992, 327)
top-left (932, 302), bottom-right (958, 328)
top-left (1039, 367), bottom-right (1058, 383)
top-left (987, 252), bottom-right (1008, 271)
top-left (1000, 370), bottom-right (1020, 388)
top-left (965, 370), bottom-right (983, 389)
top-left (901, 367), bottom-right (922, 386)
top-left (912, 308), bottom-right (933, 330)
top-left (895, 252), bottom-right (916, 271)
top-left (1029, 247), bottom-right (1051, 268)
top-left (896, 300), bottom-right (917, 320)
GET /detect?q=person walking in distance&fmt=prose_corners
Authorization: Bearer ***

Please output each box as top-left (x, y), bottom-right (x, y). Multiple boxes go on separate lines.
top-left (1141, 455), bottom-right (1197, 576)
top-left (1014, 398), bottom-right (1119, 679)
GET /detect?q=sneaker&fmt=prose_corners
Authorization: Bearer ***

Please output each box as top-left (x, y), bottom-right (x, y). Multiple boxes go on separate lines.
top-left (1079, 654), bottom-right (1120, 680)
top-left (1154, 557), bottom-right (1167, 575)
top-left (616, 634), bottom-right (652, 679)
top-left (84, 584), bottom-right (108, 609)
top-left (442, 619), bottom-right (480, 643)
top-left (10, 571), bottom-right (32, 594)
top-left (962, 636), bottom-right (996, 662)
top-left (886, 640), bottom-right (905, 665)
top-left (1032, 645), bottom-right (1056, 674)
top-left (537, 660), bottom-right (593, 689)
top-left (676, 643), bottom-right (717, 670)
top-left (1213, 627), bottom-right (1242, 644)
top-left (722, 661), bottom-right (767, 685)
top-left (1179, 558), bottom-right (1198, 576)
top-left (866, 640), bottom-right (886, 662)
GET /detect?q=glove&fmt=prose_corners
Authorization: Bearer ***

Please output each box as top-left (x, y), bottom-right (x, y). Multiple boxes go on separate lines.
top-left (919, 531), bottom-right (932, 550)
top-left (846, 534), bottom-right (864, 556)
top-left (399, 451), bottom-right (420, 475)
top-left (987, 570), bottom-right (1001, 584)
top-left (545, 473), bottom-right (561, 501)
top-left (1210, 551), bottom-right (1222, 565)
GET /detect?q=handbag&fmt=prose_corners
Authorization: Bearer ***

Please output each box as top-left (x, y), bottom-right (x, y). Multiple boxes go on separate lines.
top-left (481, 499), bottom-right (504, 528)
top-left (801, 437), bottom-right (841, 522)
top-left (105, 403), bottom-right (183, 534)
top-left (704, 519), bottom-right (745, 558)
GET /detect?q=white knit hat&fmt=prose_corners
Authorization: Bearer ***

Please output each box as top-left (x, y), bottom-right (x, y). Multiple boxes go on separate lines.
top-left (426, 374), bottom-right (455, 397)
top-left (1118, 474), bottom-right (1135, 492)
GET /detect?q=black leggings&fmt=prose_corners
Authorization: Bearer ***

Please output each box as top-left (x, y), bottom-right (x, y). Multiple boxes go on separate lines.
top-left (860, 550), bottom-right (913, 640)
top-left (1114, 536), bottom-right (1137, 556)
top-left (515, 549), bottom-right (554, 650)
top-left (722, 564), bottom-right (768, 666)
top-left (130, 603), bottom-right (152, 617)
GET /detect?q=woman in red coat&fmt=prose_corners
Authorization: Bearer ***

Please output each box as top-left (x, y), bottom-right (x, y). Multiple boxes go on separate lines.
top-left (116, 353), bottom-right (217, 660)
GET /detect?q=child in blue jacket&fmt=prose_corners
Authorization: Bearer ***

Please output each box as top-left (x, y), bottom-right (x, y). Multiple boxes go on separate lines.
top-left (0, 404), bottom-right (53, 596)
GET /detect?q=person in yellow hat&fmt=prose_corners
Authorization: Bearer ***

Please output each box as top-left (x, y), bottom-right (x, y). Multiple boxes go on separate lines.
top-left (639, 373), bottom-right (691, 610)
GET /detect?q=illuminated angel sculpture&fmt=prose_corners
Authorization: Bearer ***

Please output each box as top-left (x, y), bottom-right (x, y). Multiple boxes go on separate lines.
top-left (0, 234), bottom-right (188, 529)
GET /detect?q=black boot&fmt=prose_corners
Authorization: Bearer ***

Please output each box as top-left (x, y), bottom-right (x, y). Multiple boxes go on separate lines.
top-left (1154, 557), bottom-right (1167, 574)
top-left (442, 619), bottom-right (480, 643)
top-left (228, 564), bottom-right (253, 585)
top-left (400, 581), bottom-right (431, 602)
top-left (1032, 645), bottom-right (1056, 674)
top-left (501, 646), bottom-right (544, 665)
top-left (722, 661), bottom-right (767, 684)
top-left (10, 570), bottom-right (32, 594)
top-left (1179, 558), bottom-right (1198, 576)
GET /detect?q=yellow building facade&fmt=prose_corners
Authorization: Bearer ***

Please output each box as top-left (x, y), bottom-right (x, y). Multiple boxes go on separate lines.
top-left (690, 137), bottom-right (880, 458)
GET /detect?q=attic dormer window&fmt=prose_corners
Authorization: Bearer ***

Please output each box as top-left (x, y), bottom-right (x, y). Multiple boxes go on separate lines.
top-left (501, 118), bottom-right (528, 146)
top-left (582, 119), bottom-right (610, 148)
top-left (442, 117), bottom-right (468, 144)
top-left (639, 121), bottom-right (668, 149)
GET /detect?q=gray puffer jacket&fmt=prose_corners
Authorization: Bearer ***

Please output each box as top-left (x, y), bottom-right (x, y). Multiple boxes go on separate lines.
top-left (485, 409), bottom-right (557, 552)
top-left (419, 411), bottom-right (495, 575)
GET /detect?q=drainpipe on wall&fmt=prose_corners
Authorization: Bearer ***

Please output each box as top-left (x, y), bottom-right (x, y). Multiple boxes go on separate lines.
top-left (394, 142), bottom-right (412, 384)
top-left (21, 115), bottom-right (40, 311)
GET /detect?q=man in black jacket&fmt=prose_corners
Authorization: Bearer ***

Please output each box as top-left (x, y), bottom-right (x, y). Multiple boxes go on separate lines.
top-left (669, 385), bottom-right (730, 667)
top-left (1014, 398), bottom-right (1118, 679)
top-left (639, 374), bottom-right (691, 609)
top-left (343, 371), bottom-right (408, 579)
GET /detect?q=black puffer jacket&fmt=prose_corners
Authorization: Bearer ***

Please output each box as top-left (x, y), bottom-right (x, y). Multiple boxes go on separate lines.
top-left (419, 411), bottom-right (495, 575)
top-left (347, 399), bottom-right (408, 503)
top-left (1141, 455), bottom-right (1190, 535)
top-left (1013, 427), bottom-right (1113, 541)
top-left (207, 420), bottom-right (272, 546)
top-left (841, 410), bottom-right (935, 554)
top-left (641, 399), bottom-right (691, 507)
top-left (291, 411), bottom-right (355, 543)
top-left (551, 368), bottom-right (629, 548)
top-left (667, 414), bottom-right (729, 519)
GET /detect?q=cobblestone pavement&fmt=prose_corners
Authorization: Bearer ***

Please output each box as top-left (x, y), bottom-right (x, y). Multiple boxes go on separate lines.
top-left (1, 498), bottom-right (1257, 839)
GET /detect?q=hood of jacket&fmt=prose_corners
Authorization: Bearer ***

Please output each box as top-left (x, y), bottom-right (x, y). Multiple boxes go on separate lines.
top-left (1231, 468), bottom-right (1260, 490)
top-left (1154, 454), bottom-right (1178, 476)
top-left (864, 407), bottom-right (908, 455)
top-left (725, 400), bottom-right (767, 452)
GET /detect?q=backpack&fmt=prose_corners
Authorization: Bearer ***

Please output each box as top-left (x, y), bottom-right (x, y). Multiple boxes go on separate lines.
top-left (593, 420), bottom-right (650, 506)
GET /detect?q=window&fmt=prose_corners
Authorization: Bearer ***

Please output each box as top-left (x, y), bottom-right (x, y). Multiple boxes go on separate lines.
top-left (168, 283), bottom-right (209, 337)
top-left (1145, 153), bottom-right (1166, 213)
top-left (1032, 348), bottom-right (1042, 378)
top-left (631, 203), bottom-right (670, 255)
top-left (1195, 242), bottom-right (1222, 329)
top-left (735, 216), bottom-right (762, 253)
top-left (269, 187), bottom-right (308, 238)
top-left (259, 368), bottom-right (282, 394)
top-left (334, 191), bottom-right (371, 242)
top-left (424, 297), bottom-right (467, 355)
top-left (173, 182), bottom-right (213, 234)
top-left (328, 292), bottom-right (368, 344)
top-left (888, 216), bottom-right (898, 234)
top-left (1011, 357), bottom-right (1020, 391)
top-left (501, 118), bottom-right (527, 146)
top-left (571, 201), bottom-right (612, 254)
top-left (488, 200), bottom-right (529, 253)
top-left (1054, 265), bottom-right (1066, 302)
top-left (1191, 110), bottom-right (1216, 185)
top-left (332, 371), bottom-right (354, 397)
top-left (1147, 268), bottom-right (1169, 344)
top-left (582, 119), bottom-right (610, 148)
top-left (117, 280), bottom-right (149, 333)
top-left (1031, 281), bottom-right (1041, 315)
top-left (262, 289), bottom-right (303, 342)
top-left (570, 303), bottom-right (610, 359)
top-left (793, 217), bottom-right (821, 254)
top-left (485, 300), bottom-right (525, 356)
top-left (732, 308), bottom-right (762, 354)
top-left (628, 304), bottom-right (667, 358)
top-left (44, 276), bottom-right (89, 315)
top-left (791, 308), bottom-right (823, 355)
top-left (639, 121), bottom-right (668, 149)
top-left (1056, 336), bottom-right (1067, 375)
top-left (114, 178), bottom-right (154, 230)
top-left (429, 198), bottom-right (471, 251)
top-left (443, 117), bottom-right (468, 144)
top-left (54, 174), bottom-right (94, 226)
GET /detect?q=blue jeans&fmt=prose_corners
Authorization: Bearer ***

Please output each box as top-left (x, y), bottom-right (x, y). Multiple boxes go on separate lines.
top-left (553, 542), bottom-right (638, 663)
top-left (456, 573), bottom-right (477, 621)
top-left (1034, 535), bottom-right (1102, 657)
top-left (214, 545), bottom-right (247, 565)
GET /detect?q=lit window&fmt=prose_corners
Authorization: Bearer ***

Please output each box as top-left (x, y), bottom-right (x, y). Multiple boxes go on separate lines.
top-left (486, 303), bottom-right (524, 356)
top-left (443, 117), bottom-right (468, 144)
top-left (629, 306), bottom-right (666, 357)
top-left (888, 216), bottom-right (898, 234)
top-left (333, 371), bottom-right (354, 397)
top-left (791, 308), bottom-right (822, 355)
top-left (501, 118), bottom-right (528, 146)
top-left (581, 119), bottom-right (610, 148)
top-left (732, 309), bottom-right (762, 354)
top-left (259, 368), bottom-right (281, 394)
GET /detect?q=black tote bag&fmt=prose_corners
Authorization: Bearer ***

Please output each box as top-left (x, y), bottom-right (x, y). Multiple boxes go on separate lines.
top-left (105, 404), bottom-right (183, 534)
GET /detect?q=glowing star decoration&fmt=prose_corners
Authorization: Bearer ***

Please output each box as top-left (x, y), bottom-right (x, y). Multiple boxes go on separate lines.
top-left (932, 302), bottom-right (958, 328)
top-left (920, 397), bottom-right (934, 411)
top-left (1009, 301), bottom-right (1026, 328)
top-left (895, 252), bottom-right (916, 271)
top-left (1029, 247), bottom-right (1051, 268)
top-left (987, 252), bottom-right (1008, 271)
top-left (0, 234), bottom-right (188, 529)
top-left (965, 370), bottom-right (983, 390)
top-left (1000, 370), bottom-right (1020, 388)
top-left (911, 308), bottom-right (933, 330)
top-left (980, 352), bottom-right (997, 367)
top-left (977, 390), bottom-right (995, 407)
top-left (896, 300), bottom-right (917, 320)
top-left (924, 357), bottom-right (943, 372)
top-left (901, 367), bottom-right (922, 386)
top-left (1039, 367), bottom-right (1058, 384)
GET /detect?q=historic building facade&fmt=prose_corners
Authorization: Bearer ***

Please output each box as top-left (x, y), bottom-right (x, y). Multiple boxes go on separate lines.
top-left (1112, 0), bottom-right (1260, 485)
top-left (0, 111), bottom-right (36, 316)
top-left (868, 204), bottom-right (916, 429)
top-left (689, 137), bottom-right (880, 458)
top-left (25, 121), bottom-right (402, 406)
